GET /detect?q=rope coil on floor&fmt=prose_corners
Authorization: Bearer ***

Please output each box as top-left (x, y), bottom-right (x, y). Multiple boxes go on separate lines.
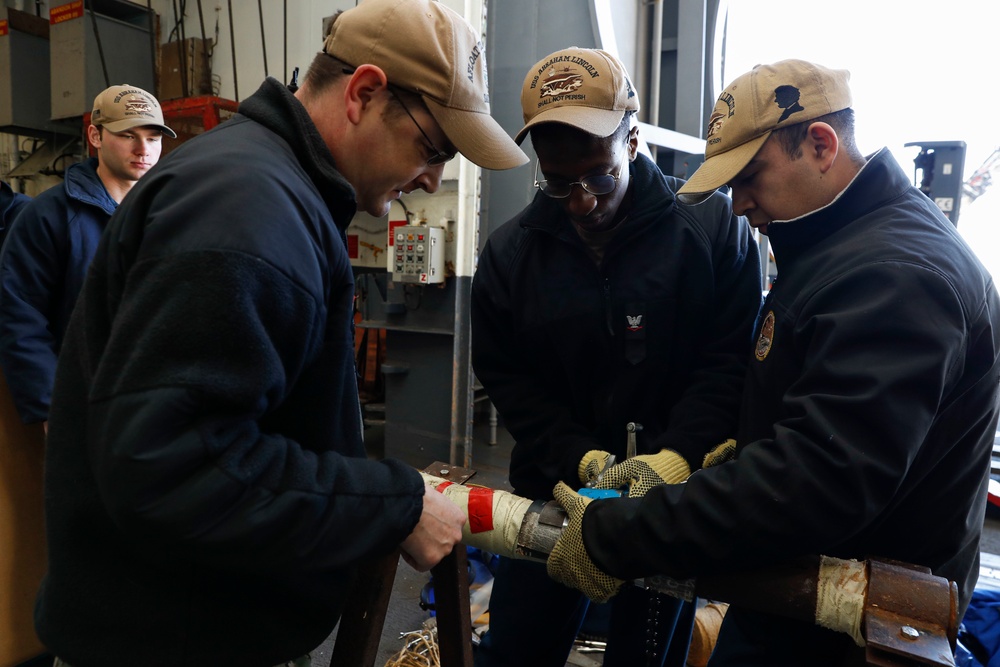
top-left (383, 621), bottom-right (441, 667)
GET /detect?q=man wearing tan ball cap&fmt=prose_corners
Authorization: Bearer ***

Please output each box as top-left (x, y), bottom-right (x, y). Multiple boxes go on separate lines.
top-left (0, 83), bottom-right (172, 434)
top-left (323, 0), bottom-right (525, 172)
top-left (472, 46), bottom-right (761, 667)
top-left (32, 1), bottom-right (523, 666)
top-left (546, 58), bottom-right (1000, 666)
top-left (676, 59), bottom-right (853, 211)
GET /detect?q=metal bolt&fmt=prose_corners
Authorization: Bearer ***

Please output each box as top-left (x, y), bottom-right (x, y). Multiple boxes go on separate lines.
top-left (900, 626), bottom-right (920, 640)
top-left (439, 468), bottom-right (450, 476)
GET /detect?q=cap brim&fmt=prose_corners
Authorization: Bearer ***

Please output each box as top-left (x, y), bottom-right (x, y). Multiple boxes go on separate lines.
top-left (102, 118), bottom-right (178, 139)
top-left (424, 98), bottom-right (527, 171)
top-left (676, 132), bottom-right (770, 205)
top-left (513, 107), bottom-right (626, 145)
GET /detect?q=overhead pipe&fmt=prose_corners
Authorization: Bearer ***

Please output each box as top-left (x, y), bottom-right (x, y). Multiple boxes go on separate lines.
top-left (196, 0), bottom-right (211, 94)
top-left (86, 0), bottom-right (110, 88)
top-left (227, 0), bottom-right (238, 100)
top-left (649, 0), bottom-right (664, 161)
top-left (257, 0), bottom-right (268, 78)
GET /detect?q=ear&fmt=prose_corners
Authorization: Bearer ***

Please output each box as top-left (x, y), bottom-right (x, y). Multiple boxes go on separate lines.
top-left (87, 125), bottom-right (102, 151)
top-left (806, 122), bottom-right (839, 173)
top-left (343, 64), bottom-right (389, 125)
top-left (627, 125), bottom-right (640, 160)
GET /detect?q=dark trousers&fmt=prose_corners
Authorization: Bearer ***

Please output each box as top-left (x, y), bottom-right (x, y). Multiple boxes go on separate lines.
top-left (708, 606), bottom-right (865, 667)
top-left (474, 556), bottom-right (694, 667)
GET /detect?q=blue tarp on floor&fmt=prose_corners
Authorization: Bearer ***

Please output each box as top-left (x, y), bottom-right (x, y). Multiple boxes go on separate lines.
top-left (956, 588), bottom-right (1000, 667)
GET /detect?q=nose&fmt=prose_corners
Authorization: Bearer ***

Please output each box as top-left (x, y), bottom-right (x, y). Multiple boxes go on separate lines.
top-left (565, 184), bottom-right (598, 218)
top-left (730, 187), bottom-right (752, 217)
top-left (411, 163), bottom-right (444, 195)
top-left (133, 139), bottom-right (149, 156)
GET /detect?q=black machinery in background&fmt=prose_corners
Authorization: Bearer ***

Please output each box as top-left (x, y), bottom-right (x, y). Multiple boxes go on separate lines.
top-left (905, 140), bottom-right (967, 225)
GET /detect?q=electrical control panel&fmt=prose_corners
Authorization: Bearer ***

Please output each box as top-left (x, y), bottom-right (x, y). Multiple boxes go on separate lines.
top-left (389, 224), bottom-right (445, 284)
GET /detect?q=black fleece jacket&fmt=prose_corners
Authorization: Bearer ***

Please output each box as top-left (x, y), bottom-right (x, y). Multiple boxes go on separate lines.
top-left (35, 78), bottom-right (425, 667)
top-left (472, 153), bottom-right (762, 500)
top-left (584, 150), bottom-right (1000, 663)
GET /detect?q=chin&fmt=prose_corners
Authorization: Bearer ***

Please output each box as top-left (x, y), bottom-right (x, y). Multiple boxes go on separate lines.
top-left (364, 201), bottom-right (392, 218)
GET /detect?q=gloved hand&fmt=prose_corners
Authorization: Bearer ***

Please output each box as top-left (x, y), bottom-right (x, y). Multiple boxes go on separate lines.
top-left (547, 481), bottom-right (625, 603)
top-left (594, 449), bottom-right (690, 498)
top-left (702, 439), bottom-right (737, 468)
top-left (578, 449), bottom-right (614, 485)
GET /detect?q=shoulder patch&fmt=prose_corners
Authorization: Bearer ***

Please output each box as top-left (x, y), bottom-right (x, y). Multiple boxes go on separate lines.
top-left (755, 310), bottom-right (775, 361)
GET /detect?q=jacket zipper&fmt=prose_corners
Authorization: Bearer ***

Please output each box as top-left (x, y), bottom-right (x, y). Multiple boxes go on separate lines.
top-left (603, 277), bottom-right (614, 336)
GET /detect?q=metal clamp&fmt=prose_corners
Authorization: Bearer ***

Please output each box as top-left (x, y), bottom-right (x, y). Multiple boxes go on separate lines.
top-left (864, 558), bottom-right (958, 667)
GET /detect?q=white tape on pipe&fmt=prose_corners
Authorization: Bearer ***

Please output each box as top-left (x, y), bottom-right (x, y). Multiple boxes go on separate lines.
top-left (815, 555), bottom-right (867, 646)
top-left (421, 473), bottom-right (533, 556)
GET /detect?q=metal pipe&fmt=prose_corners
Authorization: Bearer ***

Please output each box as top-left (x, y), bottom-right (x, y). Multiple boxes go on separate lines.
top-left (196, 0), bottom-right (210, 95)
top-left (283, 0), bottom-right (287, 86)
top-left (146, 0), bottom-right (157, 94)
top-left (428, 473), bottom-right (959, 665)
top-left (172, 0), bottom-right (189, 97)
top-left (257, 0), bottom-right (268, 78)
top-left (227, 0), bottom-right (238, 100)
top-left (86, 0), bottom-right (110, 88)
top-left (649, 0), bottom-right (663, 162)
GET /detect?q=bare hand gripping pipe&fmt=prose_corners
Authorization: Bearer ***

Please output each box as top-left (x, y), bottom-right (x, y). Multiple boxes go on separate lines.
top-left (420, 472), bottom-right (958, 667)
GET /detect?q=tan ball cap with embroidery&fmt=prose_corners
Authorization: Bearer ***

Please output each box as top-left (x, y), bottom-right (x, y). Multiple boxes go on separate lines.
top-left (91, 84), bottom-right (176, 138)
top-left (515, 47), bottom-right (640, 144)
top-left (677, 59), bottom-right (852, 205)
top-left (325, 0), bottom-right (527, 170)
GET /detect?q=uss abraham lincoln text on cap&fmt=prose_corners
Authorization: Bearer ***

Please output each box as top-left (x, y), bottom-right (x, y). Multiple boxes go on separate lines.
top-left (323, 0), bottom-right (526, 171)
top-left (676, 59), bottom-right (852, 205)
top-left (515, 47), bottom-right (640, 145)
top-left (91, 84), bottom-right (177, 139)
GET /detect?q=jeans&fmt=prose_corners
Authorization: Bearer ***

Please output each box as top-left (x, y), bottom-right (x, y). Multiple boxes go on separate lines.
top-left (474, 556), bottom-right (694, 667)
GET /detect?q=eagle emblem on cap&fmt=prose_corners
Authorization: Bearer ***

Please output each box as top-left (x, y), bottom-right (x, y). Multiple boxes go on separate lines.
top-left (706, 112), bottom-right (726, 139)
top-left (541, 67), bottom-right (583, 98)
top-left (123, 95), bottom-right (153, 115)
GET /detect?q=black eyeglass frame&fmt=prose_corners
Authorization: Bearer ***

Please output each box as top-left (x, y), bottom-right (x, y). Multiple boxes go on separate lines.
top-left (533, 140), bottom-right (631, 199)
top-left (384, 87), bottom-right (456, 166)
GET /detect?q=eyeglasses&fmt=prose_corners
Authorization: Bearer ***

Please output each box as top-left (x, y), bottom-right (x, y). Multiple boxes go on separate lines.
top-left (534, 141), bottom-right (630, 199)
top-left (386, 87), bottom-right (456, 166)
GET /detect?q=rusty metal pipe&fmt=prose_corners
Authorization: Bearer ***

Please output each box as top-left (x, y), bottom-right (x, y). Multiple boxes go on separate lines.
top-left (423, 467), bottom-right (959, 667)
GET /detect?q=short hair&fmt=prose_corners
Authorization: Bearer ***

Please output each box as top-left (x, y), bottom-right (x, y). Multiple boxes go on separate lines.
top-left (301, 9), bottom-right (430, 123)
top-left (301, 11), bottom-right (350, 97)
top-left (771, 108), bottom-right (863, 164)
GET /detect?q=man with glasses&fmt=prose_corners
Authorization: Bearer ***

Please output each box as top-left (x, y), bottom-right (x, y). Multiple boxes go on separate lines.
top-left (33, 1), bottom-right (525, 666)
top-left (471, 47), bottom-right (762, 667)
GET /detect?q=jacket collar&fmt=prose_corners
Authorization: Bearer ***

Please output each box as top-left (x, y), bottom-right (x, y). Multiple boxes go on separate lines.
top-left (767, 148), bottom-right (911, 254)
top-left (64, 157), bottom-right (117, 216)
top-left (238, 77), bottom-right (357, 230)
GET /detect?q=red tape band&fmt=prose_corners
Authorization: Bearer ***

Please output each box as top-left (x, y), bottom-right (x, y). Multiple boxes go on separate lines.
top-left (435, 481), bottom-right (454, 493)
top-left (467, 487), bottom-right (495, 534)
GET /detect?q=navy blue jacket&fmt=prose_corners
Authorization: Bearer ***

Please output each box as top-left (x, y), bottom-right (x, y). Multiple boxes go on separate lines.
top-left (0, 158), bottom-right (116, 423)
top-left (35, 78), bottom-right (425, 667)
top-left (0, 180), bottom-right (31, 248)
top-left (585, 149), bottom-right (1000, 663)
top-left (472, 152), bottom-right (762, 500)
